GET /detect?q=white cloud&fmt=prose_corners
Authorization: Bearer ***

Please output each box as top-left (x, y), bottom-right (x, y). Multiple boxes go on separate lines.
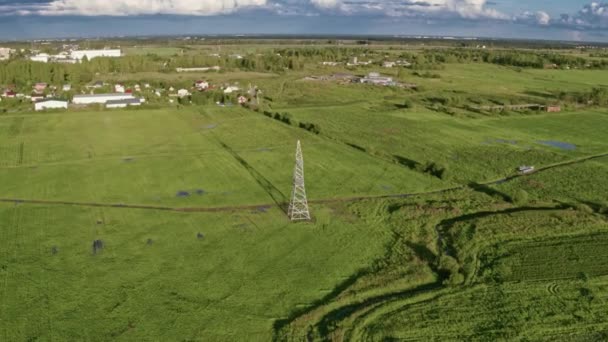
top-left (558, 2), bottom-right (608, 29)
top-left (35, 0), bottom-right (268, 16)
top-left (328, 0), bottom-right (508, 20)
top-left (535, 11), bottom-right (550, 25)
top-left (310, 0), bottom-right (340, 9)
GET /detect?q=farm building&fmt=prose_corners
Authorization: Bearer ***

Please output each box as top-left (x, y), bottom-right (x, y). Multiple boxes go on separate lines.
top-left (546, 105), bottom-right (561, 113)
top-left (62, 84), bottom-right (72, 91)
top-left (106, 98), bottom-right (142, 109)
top-left (72, 93), bottom-right (136, 105)
top-left (70, 49), bottom-right (121, 61)
top-left (35, 99), bottom-right (68, 111)
top-left (114, 84), bottom-right (126, 93)
top-left (238, 96), bottom-right (248, 105)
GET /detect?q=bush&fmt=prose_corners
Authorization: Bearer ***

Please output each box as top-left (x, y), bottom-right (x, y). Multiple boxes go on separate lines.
top-left (512, 189), bottom-right (529, 206)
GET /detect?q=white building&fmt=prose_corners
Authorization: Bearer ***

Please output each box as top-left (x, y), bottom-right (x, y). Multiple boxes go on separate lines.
top-left (224, 86), bottom-right (239, 94)
top-left (114, 84), bottom-right (125, 93)
top-left (72, 93), bottom-right (135, 105)
top-left (62, 84), bottom-right (72, 91)
top-left (35, 99), bottom-right (68, 111)
top-left (106, 98), bottom-right (142, 109)
top-left (176, 66), bottom-right (220, 72)
top-left (360, 72), bottom-right (394, 86)
top-left (0, 47), bottom-right (12, 61)
top-left (177, 89), bottom-right (190, 98)
top-left (70, 49), bottom-right (121, 61)
top-left (30, 53), bottom-right (50, 63)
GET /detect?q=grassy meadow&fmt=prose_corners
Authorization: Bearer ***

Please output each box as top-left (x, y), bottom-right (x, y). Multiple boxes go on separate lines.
top-left (1, 49), bottom-right (608, 341)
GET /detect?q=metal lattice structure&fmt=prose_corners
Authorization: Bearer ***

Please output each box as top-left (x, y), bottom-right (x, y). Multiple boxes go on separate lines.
top-left (288, 140), bottom-right (311, 221)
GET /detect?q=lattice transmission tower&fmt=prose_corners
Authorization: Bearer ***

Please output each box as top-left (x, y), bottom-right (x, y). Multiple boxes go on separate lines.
top-left (288, 140), bottom-right (311, 221)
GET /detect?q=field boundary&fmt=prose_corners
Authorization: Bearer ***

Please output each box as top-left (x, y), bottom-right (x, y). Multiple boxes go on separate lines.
top-left (1, 152), bottom-right (607, 213)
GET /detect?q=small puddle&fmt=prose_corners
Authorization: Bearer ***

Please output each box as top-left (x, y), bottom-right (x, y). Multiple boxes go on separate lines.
top-left (537, 140), bottom-right (576, 151)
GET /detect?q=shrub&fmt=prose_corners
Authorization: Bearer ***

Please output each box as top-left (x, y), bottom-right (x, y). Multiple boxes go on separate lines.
top-left (512, 189), bottom-right (529, 206)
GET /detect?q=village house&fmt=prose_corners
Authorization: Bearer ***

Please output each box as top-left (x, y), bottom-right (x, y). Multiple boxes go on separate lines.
top-left (177, 89), bottom-right (190, 98)
top-left (114, 84), bottom-right (125, 93)
top-left (35, 99), bottom-right (68, 111)
top-left (383, 61), bottom-right (396, 68)
top-left (238, 96), bottom-right (248, 105)
top-left (546, 105), bottom-right (561, 113)
top-left (2, 90), bottom-right (16, 98)
top-left (194, 80), bottom-right (209, 91)
top-left (34, 83), bottom-right (48, 93)
top-left (63, 84), bottom-right (72, 92)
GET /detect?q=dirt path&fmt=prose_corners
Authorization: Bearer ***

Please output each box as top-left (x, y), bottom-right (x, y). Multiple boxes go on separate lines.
top-left (1, 152), bottom-right (606, 213)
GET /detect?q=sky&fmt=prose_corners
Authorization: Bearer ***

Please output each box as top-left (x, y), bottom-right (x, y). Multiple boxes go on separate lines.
top-left (0, 0), bottom-right (606, 42)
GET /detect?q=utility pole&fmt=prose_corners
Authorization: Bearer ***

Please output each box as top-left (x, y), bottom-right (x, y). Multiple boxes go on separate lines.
top-left (288, 140), bottom-right (311, 221)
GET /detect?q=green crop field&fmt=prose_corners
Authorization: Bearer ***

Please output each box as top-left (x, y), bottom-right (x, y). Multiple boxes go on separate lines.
top-left (2, 42), bottom-right (608, 341)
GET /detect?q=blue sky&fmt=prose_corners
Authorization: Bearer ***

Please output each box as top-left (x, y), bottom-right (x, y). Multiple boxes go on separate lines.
top-left (0, 0), bottom-right (606, 42)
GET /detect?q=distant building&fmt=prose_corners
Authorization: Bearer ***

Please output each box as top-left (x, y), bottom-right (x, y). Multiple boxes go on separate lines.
top-left (360, 72), bottom-right (394, 86)
top-left (238, 96), bottom-right (248, 105)
top-left (114, 84), bottom-right (125, 93)
top-left (322, 61), bottom-right (340, 66)
top-left (383, 61), bottom-right (396, 68)
top-left (2, 90), bottom-right (16, 98)
top-left (546, 105), bottom-right (561, 113)
top-left (177, 89), bottom-right (190, 98)
top-left (70, 49), bottom-right (121, 61)
top-left (88, 81), bottom-right (105, 89)
top-left (62, 84), bottom-right (72, 91)
top-left (224, 86), bottom-right (239, 94)
top-left (194, 80), bottom-right (209, 91)
top-left (0, 47), bottom-right (12, 61)
top-left (30, 53), bottom-right (50, 63)
top-left (34, 83), bottom-right (48, 92)
top-left (35, 99), bottom-right (68, 111)
top-left (106, 98), bottom-right (142, 109)
top-left (72, 93), bottom-right (136, 105)
top-left (30, 94), bottom-right (45, 102)
top-left (176, 66), bottom-right (220, 72)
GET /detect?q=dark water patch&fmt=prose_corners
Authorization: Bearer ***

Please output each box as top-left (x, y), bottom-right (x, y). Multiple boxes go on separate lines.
top-left (197, 233), bottom-right (204, 240)
top-left (92, 240), bottom-right (104, 254)
top-left (538, 140), bottom-right (576, 151)
top-left (146, 238), bottom-right (154, 245)
top-left (176, 191), bottom-right (190, 198)
top-left (195, 189), bottom-right (206, 195)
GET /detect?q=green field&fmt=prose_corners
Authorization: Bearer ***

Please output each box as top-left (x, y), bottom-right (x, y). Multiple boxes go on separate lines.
top-left (2, 48), bottom-right (608, 341)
